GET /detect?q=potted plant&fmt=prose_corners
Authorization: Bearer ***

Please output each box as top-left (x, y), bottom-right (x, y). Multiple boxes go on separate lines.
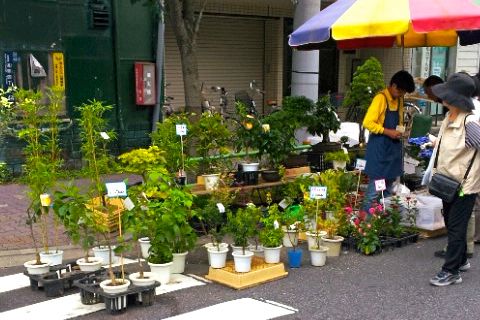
top-left (16, 88), bottom-right (64, 273)
top-left (342, 57), bottom-right (385, 139)
top-left (141, 168), bottom-right (196, 283)
top-left (119, 147), bottom-right (169, 285)
top-left (234, 101), bottom-right (262, 178)
top-left (324, 150), bottom-right (350, 170)
top-left (257, 110), bottom-right (297, 182)
top-left (151, 112), bottom-right (193, 182)
top-left (118, 145), bottom-right (167, 260)
top-left (198, 188), bottom-right (236, 268)
top-left (226, 204), bottom-right (258, 273)
top-left (280, 204), bottom-right (305, 268)
top-left (259, 194), bottom-right (284, 264)
top-left (191, 112), bottom-right (232, 190)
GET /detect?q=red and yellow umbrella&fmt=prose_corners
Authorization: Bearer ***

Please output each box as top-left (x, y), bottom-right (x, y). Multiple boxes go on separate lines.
top-left (289, 0), bottom-right (480, 50)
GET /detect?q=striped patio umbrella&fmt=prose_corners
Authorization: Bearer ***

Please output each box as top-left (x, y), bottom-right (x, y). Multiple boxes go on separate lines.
top-left (289, 0), bottom-right (480, 50)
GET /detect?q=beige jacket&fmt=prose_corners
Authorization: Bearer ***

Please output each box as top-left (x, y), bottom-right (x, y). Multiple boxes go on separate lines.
top-left (435, 112), bottom-right (480, 195)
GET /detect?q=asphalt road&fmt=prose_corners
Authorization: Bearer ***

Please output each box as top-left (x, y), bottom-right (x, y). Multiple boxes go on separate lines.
top-left (1, 236), bottom-right (479, 320)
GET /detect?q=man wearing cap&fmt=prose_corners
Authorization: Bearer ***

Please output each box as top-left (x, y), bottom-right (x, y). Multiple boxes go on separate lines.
top-left (429, 73), bottom-right (480, 287)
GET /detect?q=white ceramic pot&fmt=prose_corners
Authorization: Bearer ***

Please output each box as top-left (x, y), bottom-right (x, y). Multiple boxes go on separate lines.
top-left (93, 246), bottom-right (117, 266)
top-left (263, 245), bottom-right (282, 264)
top-left (100, 279), bottom-right (130, 294)
top-left (231, 244), bottom-right (248, 255)
top-left (332, 160), bottom-right (346, 170)
top-left (207, 246), bottom-right (229, 269)
top-left (309, 246), bottom-right (328, 266)
top-left (139, 238), bottom-right (151, 259)
top-left (306, 231), bottom-right (327, 250)
top-left (148, 261), bottom-right (172, 285)
top-left (248, 244), bottom-right (264, 257)
top-left (76, 257), bottom-right (103, 272)
top-left (321, 236), bottom-right (345, 257)
top-left (232, 251), bottom-right (254, 273)
top-left (24, 259), bottom-right (51, 275)
top-left (203, 173), bottom-right (221, 191)
top-left (282, 229), bottom-right (299, 248)
top-left (39, 250), bottom-right (63, 266)
top-left (129, 272), bottom-right (156, 286)
top-left (171, 251), bottom-right (188, 274)
top-left (241, 162), bottom-right (259, 172)
top-left (205, 243), bottom-right (228, 265)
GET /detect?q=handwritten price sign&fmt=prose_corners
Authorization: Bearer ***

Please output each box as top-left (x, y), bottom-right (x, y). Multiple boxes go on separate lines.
top-left (309, 186), bottom-right (327, 200)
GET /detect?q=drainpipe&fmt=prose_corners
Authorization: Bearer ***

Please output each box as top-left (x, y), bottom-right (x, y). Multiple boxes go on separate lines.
top-left (152, 0), bottom-right (165, 133)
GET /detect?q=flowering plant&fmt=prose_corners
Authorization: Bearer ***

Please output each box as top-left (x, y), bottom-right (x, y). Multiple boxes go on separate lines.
top-left (406, 136), bottom-right (433, 169)
top-left (346, 204), bottom-right (386, 255)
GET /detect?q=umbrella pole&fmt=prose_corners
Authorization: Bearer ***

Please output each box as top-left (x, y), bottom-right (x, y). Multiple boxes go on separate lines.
top-left (401, 35), bottom-right (405, 70)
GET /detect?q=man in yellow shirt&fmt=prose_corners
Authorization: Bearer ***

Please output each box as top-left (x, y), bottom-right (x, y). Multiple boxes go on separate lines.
top-left (362, 70), bottom-right (415, 210)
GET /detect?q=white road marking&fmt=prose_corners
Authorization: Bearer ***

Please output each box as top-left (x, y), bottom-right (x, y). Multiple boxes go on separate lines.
top-left (163, 298), bottom-right (296, 320)
top-left (0, 274), bottom-right (205, 319)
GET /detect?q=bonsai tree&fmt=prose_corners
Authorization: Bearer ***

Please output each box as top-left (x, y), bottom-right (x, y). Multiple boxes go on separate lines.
top-left (191, 112), bottom-right (232, 174)
top-left (258, 109), bottom-right (297, 170)
top-left (280, 94), bottom-right (340, 143)
top-left (16, 88), bottom-right (63, 265)
top-left (226, 204), bottom-right (258, 255)
top-left (343, 57), bottom-right (385, 123)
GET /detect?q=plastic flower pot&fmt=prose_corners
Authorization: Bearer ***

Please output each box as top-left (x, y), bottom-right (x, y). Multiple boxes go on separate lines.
top-left (287, 248), bottom-right (302, 268)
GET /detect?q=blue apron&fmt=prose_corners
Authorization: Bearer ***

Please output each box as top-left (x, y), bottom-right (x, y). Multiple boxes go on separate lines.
top-left (364, 94), bottom-right (402, 180)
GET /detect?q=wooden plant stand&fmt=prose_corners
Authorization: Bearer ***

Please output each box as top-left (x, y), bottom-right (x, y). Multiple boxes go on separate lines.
top-left (205, 256), bottom-right (288, 290)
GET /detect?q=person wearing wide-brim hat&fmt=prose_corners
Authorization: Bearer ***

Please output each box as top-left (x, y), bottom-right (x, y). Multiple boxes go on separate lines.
top-left (429, 73), bottom-right (480, 286)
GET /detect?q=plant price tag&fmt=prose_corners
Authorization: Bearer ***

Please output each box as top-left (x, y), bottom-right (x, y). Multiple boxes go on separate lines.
top-left (374, 179), bottom-right (386, 192)
top-left (278, 198), bottom-right (290, 209)
top-left (355, 158), bottom-right (367, 171)
top-left (309, 186), bottom-right (327, 200)
top-left (106, 182), bottom-right (127, 198)
top-left (100, 132), bottom-right (110, 140)
top-left (216, 203), bottom-right (225, 213)
top-left (176, 124), bottom-right (187, 136)
top-left (122, 197), bottom-right (135, 211)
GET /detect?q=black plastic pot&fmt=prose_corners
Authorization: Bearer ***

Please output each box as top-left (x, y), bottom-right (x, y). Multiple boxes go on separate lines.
top-left (261, 170), bottom-right (281, 182)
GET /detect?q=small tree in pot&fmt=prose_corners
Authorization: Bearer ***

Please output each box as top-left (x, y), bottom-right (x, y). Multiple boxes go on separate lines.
top-left (259, 194), bottom-right (284, 264)
top-left (226, 204), bottom-right (259, 272)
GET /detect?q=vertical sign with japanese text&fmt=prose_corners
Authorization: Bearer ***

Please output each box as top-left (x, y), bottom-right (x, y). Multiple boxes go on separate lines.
top-left (52, 52), bottom-right (65, 89)
top-left (134, 62), bottom-right (156, 105)
top-left (3, 51), bottom-right (17, 89)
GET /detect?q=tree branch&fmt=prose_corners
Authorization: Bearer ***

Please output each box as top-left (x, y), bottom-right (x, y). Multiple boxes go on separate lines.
top-left (193, 0), bottom-right (208, 40)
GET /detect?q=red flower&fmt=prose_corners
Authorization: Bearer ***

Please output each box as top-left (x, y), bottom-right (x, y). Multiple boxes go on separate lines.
top-left (354, 218), bottom-right (360, 226)
top-left (345, 206), bottom-right (353, 214)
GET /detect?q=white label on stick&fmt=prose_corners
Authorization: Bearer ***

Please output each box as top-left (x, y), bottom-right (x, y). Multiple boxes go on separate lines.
top-left (309, 186), bottom-right (327, 200)
top-left (106, 182), bottom-right (127, 198)
top-left (375, 179), bottom-right (386, 192)
top-left (100, 132), bottom-right (110, 140)
top-left (355, 158), bottom-right (367, 170)
top-left (176, 124), bottom-right (187, 136)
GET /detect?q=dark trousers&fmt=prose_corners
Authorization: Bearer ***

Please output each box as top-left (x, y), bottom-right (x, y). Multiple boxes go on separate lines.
top-left (442, 193), bottom-right (477, 274)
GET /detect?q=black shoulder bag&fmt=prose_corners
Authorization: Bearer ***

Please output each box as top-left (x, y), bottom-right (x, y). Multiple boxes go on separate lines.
top-left (428, 116), bottom-right (477, 203)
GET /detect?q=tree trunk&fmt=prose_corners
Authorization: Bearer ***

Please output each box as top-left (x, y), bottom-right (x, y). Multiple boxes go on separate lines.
top-left (166, 0), bottom-right (205, 115)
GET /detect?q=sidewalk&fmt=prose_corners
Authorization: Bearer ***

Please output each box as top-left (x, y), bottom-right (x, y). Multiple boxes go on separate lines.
top-left (0, 174), bottom-right (142, 267)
